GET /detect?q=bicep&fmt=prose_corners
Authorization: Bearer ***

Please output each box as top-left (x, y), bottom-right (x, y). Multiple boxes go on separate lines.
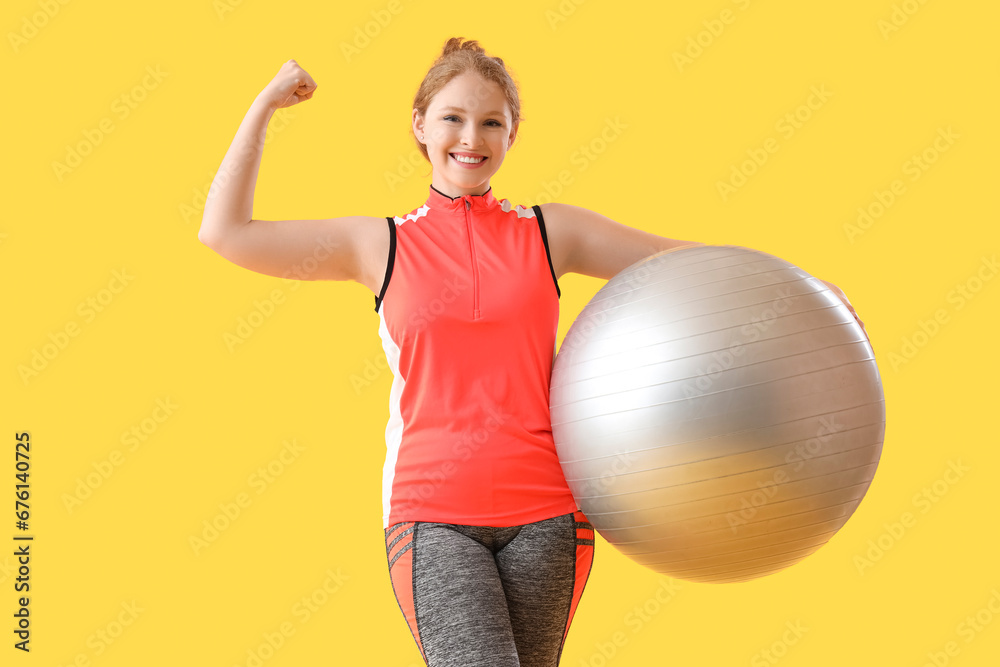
top-left (201, 215), bottom-right (382, 283)
top-left (543, 202), bottom-right (702, 280)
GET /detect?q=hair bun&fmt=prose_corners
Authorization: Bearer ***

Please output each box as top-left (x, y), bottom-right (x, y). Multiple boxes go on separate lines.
top-left (442, 37), bottom-right (485, 56)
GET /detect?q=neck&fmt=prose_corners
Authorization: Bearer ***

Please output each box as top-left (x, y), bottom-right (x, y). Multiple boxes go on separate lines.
top-left (430, 181), bottom-right (491, 199)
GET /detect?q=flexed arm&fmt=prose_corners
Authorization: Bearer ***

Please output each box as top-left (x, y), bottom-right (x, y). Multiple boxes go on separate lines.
top-left (198, 60), bottom-right (385, 285)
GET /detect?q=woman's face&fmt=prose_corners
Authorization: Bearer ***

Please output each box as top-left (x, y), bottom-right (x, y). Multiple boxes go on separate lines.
top-left (413, 71), bottom-right (518, 198)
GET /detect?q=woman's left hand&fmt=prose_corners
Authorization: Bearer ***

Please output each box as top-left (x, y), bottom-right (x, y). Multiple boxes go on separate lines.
top-left (819, 279), bottom-right (871, 346)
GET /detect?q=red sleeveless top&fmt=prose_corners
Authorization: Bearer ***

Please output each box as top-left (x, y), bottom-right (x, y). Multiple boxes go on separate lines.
top-left (373, 184), bottom-right (580, 528)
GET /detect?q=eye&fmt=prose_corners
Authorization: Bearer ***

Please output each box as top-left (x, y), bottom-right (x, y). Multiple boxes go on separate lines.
top-left (443, 115), bottom-right (459, 122)
top-left (486, 120), bottom-right (502, 127)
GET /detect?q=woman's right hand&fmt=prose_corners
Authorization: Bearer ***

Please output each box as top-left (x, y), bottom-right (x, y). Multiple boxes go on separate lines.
top-left (258, 59), bottom-right (318, 110)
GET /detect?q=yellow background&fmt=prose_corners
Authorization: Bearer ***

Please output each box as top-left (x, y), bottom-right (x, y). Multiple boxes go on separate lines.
top-left (3, 0), bottom-right (998, 665)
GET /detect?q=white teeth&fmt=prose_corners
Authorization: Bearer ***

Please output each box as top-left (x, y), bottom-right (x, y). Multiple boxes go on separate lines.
top-left (452, 154), bottom-right (485, 164)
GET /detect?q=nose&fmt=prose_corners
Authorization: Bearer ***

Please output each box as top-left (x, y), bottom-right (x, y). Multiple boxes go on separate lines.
top-left (460, 123), bottom-right (483, 148)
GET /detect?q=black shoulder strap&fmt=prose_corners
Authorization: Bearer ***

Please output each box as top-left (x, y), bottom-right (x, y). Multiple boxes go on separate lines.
top-left (532, 205), bottom-right (561, 298)
top-left (374, 216), bottom-right (397, 312)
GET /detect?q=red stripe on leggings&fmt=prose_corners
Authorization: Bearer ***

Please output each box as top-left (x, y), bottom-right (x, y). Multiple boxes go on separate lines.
top-left (564, 510), bottom-right (595, 645)
top-left (386, 523), bottom-right (425, 663)
top-left (387, 531), bottom-right (411, 563)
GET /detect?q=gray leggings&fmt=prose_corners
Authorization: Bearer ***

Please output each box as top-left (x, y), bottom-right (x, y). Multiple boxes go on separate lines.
top-left (384, 510), bottom-right (595, 666)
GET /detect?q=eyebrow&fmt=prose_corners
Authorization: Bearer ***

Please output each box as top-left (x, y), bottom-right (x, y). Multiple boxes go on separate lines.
top-left (440, 106), bottom-right (506, 117)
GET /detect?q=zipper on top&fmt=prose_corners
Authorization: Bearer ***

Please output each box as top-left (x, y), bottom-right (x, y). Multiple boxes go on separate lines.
top-left (464, 196), bottom-right (481, 320)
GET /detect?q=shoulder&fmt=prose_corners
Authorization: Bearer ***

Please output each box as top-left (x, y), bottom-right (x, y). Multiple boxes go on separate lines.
top-left (535, 203), bottom-right (578, 279)
top-left (538, 201), bottom-right (599, 231)
top-left (536, 202), bottom-right (571, 223)
top-left (537, 202), bottom-right (582, 241)
top-left (535, 202), bottom-right (574, 249)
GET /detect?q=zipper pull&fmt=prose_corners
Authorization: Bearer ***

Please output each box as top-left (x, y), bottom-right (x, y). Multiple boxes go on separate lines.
top-left (465, 197), bottom-right (471, 210)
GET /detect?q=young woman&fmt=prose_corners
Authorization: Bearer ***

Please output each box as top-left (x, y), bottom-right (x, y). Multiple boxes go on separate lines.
top-left (198, 38), bottom-right (867, 667)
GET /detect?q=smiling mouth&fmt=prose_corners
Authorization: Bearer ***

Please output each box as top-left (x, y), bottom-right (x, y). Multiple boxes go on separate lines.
top-left (450, 153), bottom-right (487, 164)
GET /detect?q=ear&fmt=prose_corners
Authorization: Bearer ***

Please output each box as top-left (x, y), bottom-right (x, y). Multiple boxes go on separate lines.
top-left (508, 122), bottom-right (519, 149)
top-left (412, 109), bottom-right (424, 143)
